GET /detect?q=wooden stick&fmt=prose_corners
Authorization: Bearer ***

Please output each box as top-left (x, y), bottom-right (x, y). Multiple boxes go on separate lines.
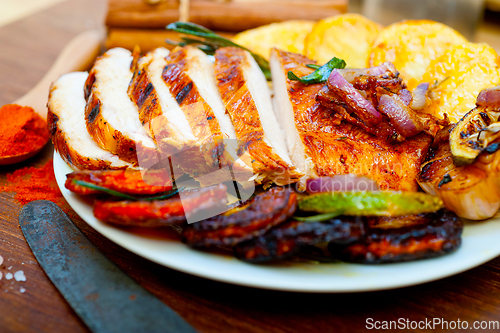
top-left (106, 28), bottom-right (235, 52)
top-left (106, 0), bottom-right (347, 32)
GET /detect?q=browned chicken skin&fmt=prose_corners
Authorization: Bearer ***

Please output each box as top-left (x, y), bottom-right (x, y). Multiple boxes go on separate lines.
top-left (271, 49), bottom-right (432, 191)
top-left (161, 46), bottom-right (253, 187)
top-left (215, 47), bottom-right (302, 186)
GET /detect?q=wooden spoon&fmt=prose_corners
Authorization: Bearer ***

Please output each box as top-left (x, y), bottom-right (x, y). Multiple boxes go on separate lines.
top-left (0, 29), bottom-right (103, 166)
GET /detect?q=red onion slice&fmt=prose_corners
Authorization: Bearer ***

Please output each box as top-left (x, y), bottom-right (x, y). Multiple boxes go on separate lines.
top-left (306, 175), bottom-right (380, 194)
top-left (476, 86), bottom-right (500, 108)
top-left (337, 62), bottom-right (398, 83)
top-left (378, 94), bottom-right (424, 138)
top-left (411, 82), bottom-right (430, 110)
top-left (328, 69), bottom-right (382, 123)
top-left (397, 89), bottom-right (412, 106)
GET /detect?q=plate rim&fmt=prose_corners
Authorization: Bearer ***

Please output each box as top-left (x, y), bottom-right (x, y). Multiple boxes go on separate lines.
top-left (54, 151), bottom-right (500, 293)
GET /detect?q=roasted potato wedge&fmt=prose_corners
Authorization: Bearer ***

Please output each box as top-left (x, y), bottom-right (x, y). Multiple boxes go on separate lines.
top-left (422, 42), bottom-right (500, 122)
top-left (232, 20), bottom-right (314, 60)
top-left (369, 20), bottom-right (467, 90)
top-left (305, 14), bottom-right (382, 68)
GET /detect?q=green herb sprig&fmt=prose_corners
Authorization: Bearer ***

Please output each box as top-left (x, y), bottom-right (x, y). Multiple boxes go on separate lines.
top-left (166, 22), bottom-right (271, 80)
top-left (73, 180), bottom-right (183, 201)
top-left (288, 57), bottom-right (346, 84)
top-left (293, 211), bottom-right (344, 222)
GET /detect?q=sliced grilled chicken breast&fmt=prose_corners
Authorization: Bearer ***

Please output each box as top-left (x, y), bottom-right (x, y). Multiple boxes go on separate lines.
top-left (128, 47), bottom-right (196, 155)
top-left (270, 49), bottom-right (431, 191)
top-left (215, 47), bottom-right (302, 186)
top-left (84, 47), bottom-right (157, 166)
top-left (48, 72), bottom-right (132, 170)
top-left (162, 46), bottom-right (253, 187)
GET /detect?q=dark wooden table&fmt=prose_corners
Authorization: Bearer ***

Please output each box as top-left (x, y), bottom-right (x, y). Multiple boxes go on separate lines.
top-left (2, 1), bottom-right (500, 332)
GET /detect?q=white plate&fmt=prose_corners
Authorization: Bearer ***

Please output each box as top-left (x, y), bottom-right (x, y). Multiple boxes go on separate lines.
top-left (54, 152), bottom-right (500, 292)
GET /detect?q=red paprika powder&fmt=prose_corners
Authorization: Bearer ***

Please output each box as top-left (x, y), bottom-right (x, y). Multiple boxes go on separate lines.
top-left (0, 159), bottom-right (63, 205)
top-left (0, 104), bottom-right (48, 157)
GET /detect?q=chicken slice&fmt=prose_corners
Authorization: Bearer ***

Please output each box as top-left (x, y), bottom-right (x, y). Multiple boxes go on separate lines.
top-left (161, 46), bottom-right (253, 188)
top-left (214, 47), bottom-right (303, 186)
top-left (84, 47), bottom-right (157, 167)
top-left (128, 47), bottom-right (196, 155)
top-left (47, 72), bottom-right (132, 170)
top-left (270, 49), bottom-right (431, 191)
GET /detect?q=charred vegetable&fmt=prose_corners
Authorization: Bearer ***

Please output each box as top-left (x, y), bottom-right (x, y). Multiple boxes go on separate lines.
top-left (329, 210), bottom-right (462, 263)
top-left (450, 101), bottom-right (500, 166)
top-left (72, 181), bottom-right (182, 201)
top-left (65, 169), bottom-right (173, 195)
top-left (93, 184), bottom-right (228, 227)
top-left (235, 217), bottom-right (365, 262)
top-left (317, 62), bottom-right (447, 141)
top-left (419, 127), bottom-right (500, 220)
top-left (298, 191), bottom-right (444, 217)
top-left (183, 187), bottom-right (297, 247)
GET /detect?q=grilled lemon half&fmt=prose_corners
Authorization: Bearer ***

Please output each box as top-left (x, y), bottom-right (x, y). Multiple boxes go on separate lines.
top-left (450, 106), bottom-right (500, 166)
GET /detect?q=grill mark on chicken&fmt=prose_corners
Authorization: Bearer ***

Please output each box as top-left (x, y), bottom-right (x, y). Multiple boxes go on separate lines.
top-left (160, 47), bottom-right (255, 187)
top-left (84, 70), bottom-right (95, 101)
top-left (85, 48), bottom-right (158, 166)
top-left (162, 48), bottom-right (223, 175)
top-left (271, 49), bottom-right (432, 191)
top-left (215, 47), bottom-right (302, 186)
top-left (86, 99), bottom-right (101, 124)
top-left (183, 187), bottom-right (297, 247)
top-left (137, 82), bottom-right (154, 109)
top-left (162, 48), bottom-right (221, 141)
top-left (66, 152), bottom-right (73, 165)
top-left (175, 82), bottom-right (193, 105)
top-left (128, 65), bottom-right (160, 129)
top-left (48, 113), bottom-right (59, 136)
top-left (127, 49), bottom-right (181, 159)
